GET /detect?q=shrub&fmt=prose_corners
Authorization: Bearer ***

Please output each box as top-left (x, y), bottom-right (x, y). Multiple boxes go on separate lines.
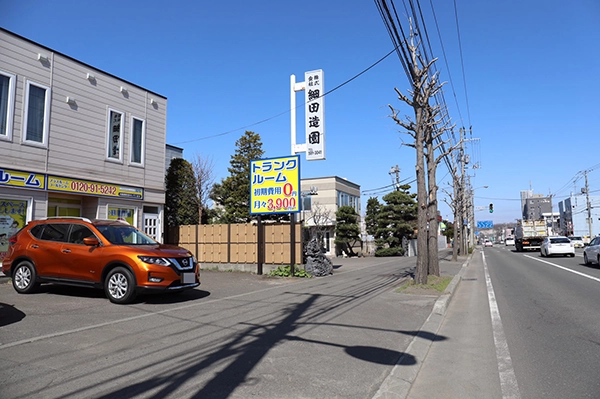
top-left (268, 265), bottom-right (312, 278)
top-left (375, 247), bottom-right (404, 257)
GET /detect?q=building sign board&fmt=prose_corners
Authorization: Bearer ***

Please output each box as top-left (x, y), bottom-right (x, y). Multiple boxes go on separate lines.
top-left (48, 175), bottom-right (144, 199)
top-left (250, 155), bottom-right (300, 214)
top-left (304, 69), bottom-right (325, 160)
top-left (0, 168), bottom-right (45, 190)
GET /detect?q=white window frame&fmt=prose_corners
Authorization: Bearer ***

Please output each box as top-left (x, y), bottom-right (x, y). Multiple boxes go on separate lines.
top-left (0, 70), bottom-right (16, 141)
top-left (129, 115), bottom-right (145, 166)
top-left (106, 108), bottom-right (124, 163)
top-left (23, 80), bottom-right (51, 147)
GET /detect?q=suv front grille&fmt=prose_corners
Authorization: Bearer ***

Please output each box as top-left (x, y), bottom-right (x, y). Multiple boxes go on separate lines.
top-left (169, 257), bottom-right (195, 271)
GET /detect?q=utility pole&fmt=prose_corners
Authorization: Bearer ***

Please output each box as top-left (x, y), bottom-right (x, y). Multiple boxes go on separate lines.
top-left (584, 171), bottom-right (593, 238)
top-left (389, 165), bottom-right (401, 191)
top-left (460, 127), bottom-right (467, 255)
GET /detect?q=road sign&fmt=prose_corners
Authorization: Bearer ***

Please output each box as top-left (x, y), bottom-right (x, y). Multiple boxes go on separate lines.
top-left (477, 220), bottom-right (494, 229)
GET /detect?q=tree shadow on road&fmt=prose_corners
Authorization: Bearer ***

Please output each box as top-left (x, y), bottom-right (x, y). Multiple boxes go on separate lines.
top-left (0, 302), bottom-right (26, 327)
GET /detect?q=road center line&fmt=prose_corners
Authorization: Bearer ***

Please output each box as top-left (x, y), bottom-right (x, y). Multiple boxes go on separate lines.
top-left (524, 255), bottom-right (600, 283)
top-left (482, 252), bottom-right (522, 399)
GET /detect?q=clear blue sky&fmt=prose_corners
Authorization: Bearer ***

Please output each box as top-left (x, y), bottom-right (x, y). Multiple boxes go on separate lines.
top-left (3, 0), bottom-right (599, 225)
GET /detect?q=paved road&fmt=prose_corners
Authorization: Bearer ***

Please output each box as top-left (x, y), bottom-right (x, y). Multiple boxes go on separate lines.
top-left (407, 246), bottom-right (600, 399)
top-left (0, 252), bottom-right (464, 399)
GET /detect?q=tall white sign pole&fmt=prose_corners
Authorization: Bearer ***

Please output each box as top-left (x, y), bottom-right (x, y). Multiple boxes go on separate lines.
top-left (290, 70), bottom-right (325, 160)
top-left (290, 74), bottom-right (306, 155)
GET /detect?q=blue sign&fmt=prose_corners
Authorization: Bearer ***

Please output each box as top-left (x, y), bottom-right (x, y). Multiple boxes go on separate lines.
top-left (477, 220), bottom-right (494, 229)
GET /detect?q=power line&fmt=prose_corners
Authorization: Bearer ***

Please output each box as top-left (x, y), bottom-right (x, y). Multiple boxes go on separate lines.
top-left (173, 45), bottom-right (400, 145)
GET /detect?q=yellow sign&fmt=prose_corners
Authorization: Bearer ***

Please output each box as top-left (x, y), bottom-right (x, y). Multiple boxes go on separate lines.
top-left (0, 168), bottom-right (45, 190)
top-left (48, 175), bottom-right (144, 199)
top-left (250, 155), bottom-right (300, 214)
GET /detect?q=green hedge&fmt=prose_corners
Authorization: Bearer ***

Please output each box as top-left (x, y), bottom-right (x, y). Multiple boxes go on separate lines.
top-left (375, 247), bottom-right (404, 257)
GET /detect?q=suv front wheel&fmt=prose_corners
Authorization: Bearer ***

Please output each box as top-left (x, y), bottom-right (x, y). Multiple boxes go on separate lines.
top-left (12, 260), bottom-right (40, 294)
top-left (105, 267), bottom-right (137, 304)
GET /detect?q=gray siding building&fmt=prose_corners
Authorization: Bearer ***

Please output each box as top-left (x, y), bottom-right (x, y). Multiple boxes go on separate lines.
top-left (0, 28), bottom-right (168, 255)
top-left (300, 176), bottom-right (361, 256)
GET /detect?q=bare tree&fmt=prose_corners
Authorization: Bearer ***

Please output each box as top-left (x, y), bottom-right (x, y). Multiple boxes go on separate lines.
top-left (306, 202), bottom-right (334, 243)
top-left (388, 28), bottom-right (446, 285)
top-left (192, 154), bottom-right (215, 224)
top-left (442, 177), bottom-right (462, 262)
top-left (424, 105), bottom-right (455, 276)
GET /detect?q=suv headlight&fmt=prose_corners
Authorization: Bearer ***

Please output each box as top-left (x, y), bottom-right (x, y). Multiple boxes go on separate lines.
top-left (138, 256), bottom-right (171, 266)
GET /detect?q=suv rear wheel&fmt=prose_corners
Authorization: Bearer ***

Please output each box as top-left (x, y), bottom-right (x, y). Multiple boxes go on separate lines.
top-left (12, 260), bottom-right (40, 294)
top-left (105, 267), bottom-right (137, 304)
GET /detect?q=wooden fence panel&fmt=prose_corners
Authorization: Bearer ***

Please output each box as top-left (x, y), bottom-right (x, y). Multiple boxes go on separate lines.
top-left (199, 224), bottom-right (229, 263)
top-left (176, 222), bottom-right (301, 265)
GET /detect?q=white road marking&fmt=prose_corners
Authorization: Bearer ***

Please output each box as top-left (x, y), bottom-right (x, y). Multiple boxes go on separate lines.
top-left (482, 252), bottom-right (522, 399)
top-left (524, 255), bottom-right (600, 283)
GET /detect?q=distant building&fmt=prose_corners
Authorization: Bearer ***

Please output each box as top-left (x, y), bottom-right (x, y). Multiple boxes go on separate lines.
top-left (524, 195), bottom-right (551, 220)
top-left (300, 176), bottom-right (361, 257)
top-left (558, 193), bottom-right (600, 238)
top-left (165, 144), bottom-right (183, 171)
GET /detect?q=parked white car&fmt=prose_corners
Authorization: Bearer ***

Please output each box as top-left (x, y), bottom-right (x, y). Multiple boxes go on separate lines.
top-left (583, 236), bottom-right (600, 265)
top-left (540, 236), bottom-right (575, 257)
top-left (505, 237), bottom-right (515, 246)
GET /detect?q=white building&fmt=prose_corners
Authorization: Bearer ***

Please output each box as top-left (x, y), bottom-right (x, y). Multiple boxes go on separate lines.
top-left (0, 28), bottom-right (169, 259)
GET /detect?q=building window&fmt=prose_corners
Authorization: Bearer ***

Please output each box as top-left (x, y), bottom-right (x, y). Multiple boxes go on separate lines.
top-left (107, 109), bottom-right (124, 161)
top-left (302, 196), bottom-right (312, 211)
top-left (107, 206), bottom-right (136, 226)
top-left (23, 80), bottom-right (50, 146)
top-left (130, 117), bottom-right (145, 165)
top-left (0, 71), bottom-right (16, 140)
top-left (337, 190), bottom-right (360, 213)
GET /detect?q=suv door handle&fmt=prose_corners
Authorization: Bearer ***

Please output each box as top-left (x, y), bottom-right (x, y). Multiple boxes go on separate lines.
top-left (62, 249), bottom-right (71, 253)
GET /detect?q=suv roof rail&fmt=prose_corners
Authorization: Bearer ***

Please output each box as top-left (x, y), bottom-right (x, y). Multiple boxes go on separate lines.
top-left (92, 218), bottom-right (130, 225)
top-left (40, 216), bottom-right (92, 223)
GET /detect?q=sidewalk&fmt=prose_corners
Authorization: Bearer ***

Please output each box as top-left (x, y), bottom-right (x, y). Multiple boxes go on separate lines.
top-left (373, 248), bottom-right (471, 399)
top-left (376, 248), bottom-right (506, 399)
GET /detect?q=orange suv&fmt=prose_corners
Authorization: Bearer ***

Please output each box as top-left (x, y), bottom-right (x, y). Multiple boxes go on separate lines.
top-left (2, 217), bottom-right (200, 304)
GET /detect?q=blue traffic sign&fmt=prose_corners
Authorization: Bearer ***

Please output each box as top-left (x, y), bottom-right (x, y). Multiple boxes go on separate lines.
top-left (477, 220), bottom-right (494, 229)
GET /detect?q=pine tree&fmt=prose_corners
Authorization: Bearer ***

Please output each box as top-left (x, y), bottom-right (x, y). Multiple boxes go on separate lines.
top-left (165, 158), bottom-right (199, 227)
top-left (375, 187), bottom-right (418, 254)
top-left (365, 197), bottom-right (381, 237)
top-left (210, 131), bottom-right (264, 223)
top-left (334, 206), bottom-right (361, 256)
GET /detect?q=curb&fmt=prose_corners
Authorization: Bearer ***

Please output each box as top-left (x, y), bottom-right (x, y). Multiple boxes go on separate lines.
top-left (373, 252), bottom-right (473, 399)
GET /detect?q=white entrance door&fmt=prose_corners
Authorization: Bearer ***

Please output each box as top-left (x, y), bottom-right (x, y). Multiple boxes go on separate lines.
top-left (143, 214), bottom-right (160, 241)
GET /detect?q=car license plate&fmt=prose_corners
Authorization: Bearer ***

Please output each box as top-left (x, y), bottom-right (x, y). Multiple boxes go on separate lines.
top-left (182, 272), bottom-right (195, 284)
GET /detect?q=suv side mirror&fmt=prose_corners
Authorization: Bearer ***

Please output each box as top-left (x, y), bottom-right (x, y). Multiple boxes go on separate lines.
top-left (83, 237), bottom-right (100, 246)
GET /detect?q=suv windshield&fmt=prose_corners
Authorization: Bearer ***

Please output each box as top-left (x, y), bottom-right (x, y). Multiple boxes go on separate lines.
top-left (95, 224), bottom-right (157, 245)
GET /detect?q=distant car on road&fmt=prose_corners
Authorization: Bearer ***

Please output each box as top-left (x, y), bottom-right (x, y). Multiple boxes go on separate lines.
top-left (540, 236), bottom-right (575, 257)
top-left (505, 237), bottom-right (515, 246)
top-left (583, 236), bottom-right (600, 265)
top-left (484, 239), bottom-right (493, 247)
top-left (568, 236), bottom-right (584, 248)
